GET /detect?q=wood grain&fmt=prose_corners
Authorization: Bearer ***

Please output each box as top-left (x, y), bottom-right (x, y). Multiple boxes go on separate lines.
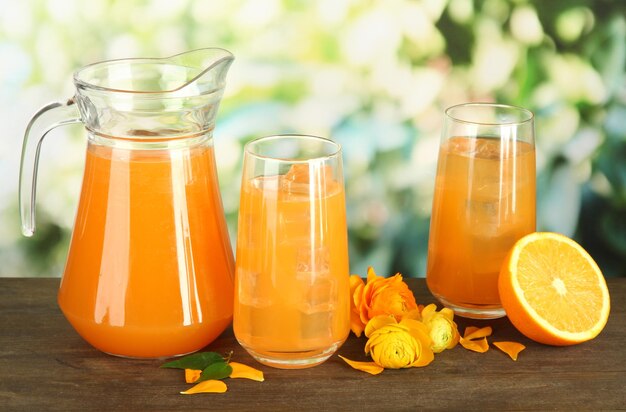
top-left (1, 278), bottom-right (624, 411)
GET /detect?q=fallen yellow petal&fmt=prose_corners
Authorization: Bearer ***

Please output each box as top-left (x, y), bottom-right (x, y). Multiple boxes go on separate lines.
top-left (460, 336), bottom-right (490, 353)
top-left (493, 341), bottom-right (526, 361)
top-left (463, 326), bottom-right (493, 340)
top-left (180, 379), bottom-right (227, 395)
top-left (184, 369), bottom-right (202, 383)
top-left (460, 326), bottom-right (492, 352)
top-left (338, 355), bottom-right (384, 375)
top-left (229, 362), bottom-right (265, 382)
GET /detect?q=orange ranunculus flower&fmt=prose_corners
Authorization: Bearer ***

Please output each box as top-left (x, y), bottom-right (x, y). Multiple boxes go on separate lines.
top-left (364, 315), bottom-right (434, 369)
top-left (349, 267), bottom-right (418, 337)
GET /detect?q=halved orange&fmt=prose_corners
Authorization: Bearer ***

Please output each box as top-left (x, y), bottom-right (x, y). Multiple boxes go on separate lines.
top-left (498, 232), bottom-right (610, 346)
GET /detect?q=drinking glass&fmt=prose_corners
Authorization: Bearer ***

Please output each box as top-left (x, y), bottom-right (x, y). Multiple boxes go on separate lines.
top-left (427, 103), bottom-right (536, 319)
top-left (234, 135), bottom-right (350, 368)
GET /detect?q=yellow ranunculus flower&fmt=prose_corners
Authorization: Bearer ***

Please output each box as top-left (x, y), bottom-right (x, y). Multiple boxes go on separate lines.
top-left (420, 303), bottom-right (460, 353)
top-left (363, 315), bottom-right (434, 369)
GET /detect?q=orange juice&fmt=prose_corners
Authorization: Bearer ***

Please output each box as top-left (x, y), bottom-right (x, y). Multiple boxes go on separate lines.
top-left (58, 140), bottom-right (234, 358)
top-left (234, 165), bottom-right (350, 366)
top-left (427, 136), bottom-right (535, 311)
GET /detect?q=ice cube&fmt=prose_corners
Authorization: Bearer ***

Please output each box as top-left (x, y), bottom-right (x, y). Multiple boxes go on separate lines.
top-left (252, 175), bottom-right (280, 191)
top-left (474, 139), bottom-right (503, 160)
top-left (300, 309), bottom-right (333, 340)
top-left (281, 179), bottom-right (312, 198)
top-left (284, 163), bottom-right (335, 184)
top-left (278, 211), bottom-right (312, 245)
top-left (283, 164), bottom-right (311, 183)
top-left (470, 180), bottom-right (514, 204)
top-left (295, 246), bottom-right (330, 276)
top-left (236, 268), bottom-right (272, 307)
top-left (280, 164), bottom-right (337, 200)
top-left (467, 195), bottom-right (518, 238)
top-left (295, 245), bottom-right (335, 314)
top-left (298, 277), bottom-right (336, 314)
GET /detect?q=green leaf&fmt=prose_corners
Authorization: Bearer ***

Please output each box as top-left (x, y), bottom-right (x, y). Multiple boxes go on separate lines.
top-left (198, 362), bottom-right (233, 382)
top-left (160, 352), bottom-right (225, 370)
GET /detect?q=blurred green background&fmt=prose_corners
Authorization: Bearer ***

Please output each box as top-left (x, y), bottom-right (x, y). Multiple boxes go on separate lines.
top-left (1, 0), bottom-right (625, 278)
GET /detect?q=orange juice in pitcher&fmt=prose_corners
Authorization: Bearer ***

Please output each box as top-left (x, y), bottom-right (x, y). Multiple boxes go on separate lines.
top-left (19, 49), bottom-right (236, 358)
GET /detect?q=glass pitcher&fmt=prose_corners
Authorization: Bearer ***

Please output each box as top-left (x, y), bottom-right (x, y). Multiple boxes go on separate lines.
top-left (19, 48), bottom-right (236, 358)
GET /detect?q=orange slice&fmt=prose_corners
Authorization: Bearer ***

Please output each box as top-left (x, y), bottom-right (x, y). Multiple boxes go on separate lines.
top-left (498, 232), bottom-right (610, 346)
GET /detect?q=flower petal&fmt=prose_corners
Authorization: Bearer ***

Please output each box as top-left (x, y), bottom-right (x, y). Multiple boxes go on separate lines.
top-left (353, 282), bottom-right (368, 333)
top-left (401, 308), bottom-right (422, 321)
top-left (350, 275), bottom-right (364, 297)
top-left (420, 303), bottom-right (437, 319)
top-left (184, 369), bottom-right (202, 383)
top-left (366, 266), bottom-right (379, 283)
top-left (365, 327), bottom-right (402, 354)
top-left (349, 275), bottom-right (367, 337)
top-left (493, 341), bottom-right (526, 361)
top-left (463, 326), bottom-right (493, 340)
top-left (439, 307), bottom-right (455, 322)
top-left (399, 318), bottom-right (428, 333)
top-left (338, 355), bottom-right (384, 375)
top-left (180, 379), bottom-right (228, 394)
top-left (409, 342), bottom-right (435, 367)
top-left (364, 315), bottom-right (398, 337)
top-left (360, 281), bottom-right (375, 325)
top-left (460, 336), bottom-right (490, 353)
top-left (350, 317), bottom-right (365, 337)
top-left (228, 362), bottom-right (265, 381)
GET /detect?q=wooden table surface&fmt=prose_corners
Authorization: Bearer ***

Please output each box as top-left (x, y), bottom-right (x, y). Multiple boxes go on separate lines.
top-left (1, 277), bottom-right (625, 411)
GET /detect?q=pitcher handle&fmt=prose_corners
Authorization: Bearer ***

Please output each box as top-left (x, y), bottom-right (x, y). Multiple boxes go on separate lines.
top-left (19, 98), bottom-right (82, 237)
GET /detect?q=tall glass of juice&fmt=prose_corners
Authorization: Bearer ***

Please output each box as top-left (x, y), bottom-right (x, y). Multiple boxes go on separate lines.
top-left (234, 135), bottom-right (350, 368)
top-left (427, 103), bottom-right (536, 319)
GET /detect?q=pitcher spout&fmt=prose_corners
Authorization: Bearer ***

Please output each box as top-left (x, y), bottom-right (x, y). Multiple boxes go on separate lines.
top-left (168, 48), bottom-right (234, 97)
